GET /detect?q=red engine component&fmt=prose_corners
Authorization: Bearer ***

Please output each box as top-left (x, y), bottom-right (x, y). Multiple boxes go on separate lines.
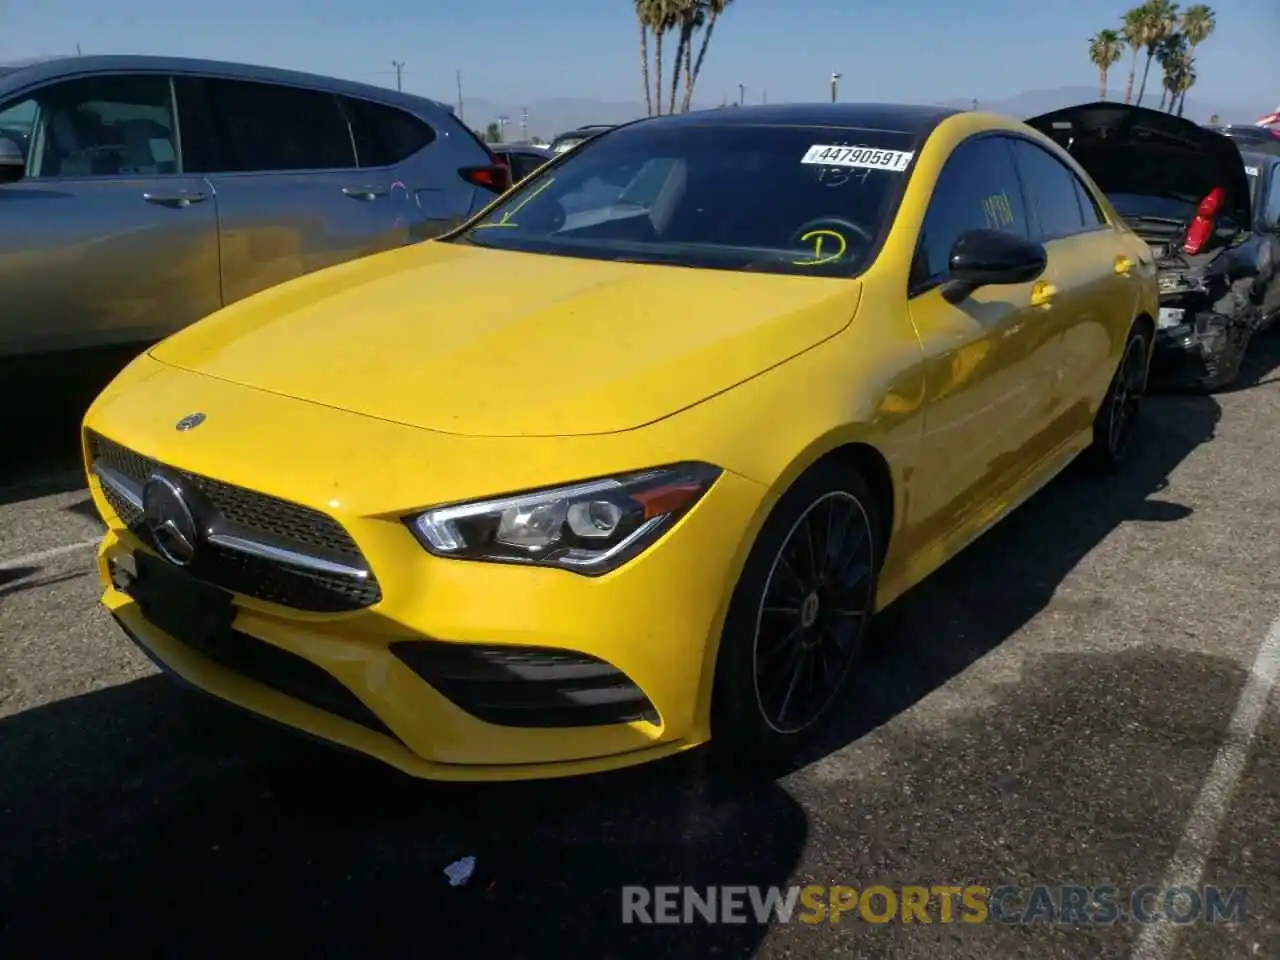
top-left (1183, 187), bottom-right (1225, 255)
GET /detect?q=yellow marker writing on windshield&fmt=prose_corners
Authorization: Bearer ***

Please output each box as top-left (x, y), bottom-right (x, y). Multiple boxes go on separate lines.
top-left (792, 229), bottom-right (848, 266)
top-left (474, 176), bottom-right (556, 229)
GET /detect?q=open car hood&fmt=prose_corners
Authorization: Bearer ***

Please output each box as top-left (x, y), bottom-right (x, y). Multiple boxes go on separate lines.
top-left (1025, 102), bottom-right (1252, 231)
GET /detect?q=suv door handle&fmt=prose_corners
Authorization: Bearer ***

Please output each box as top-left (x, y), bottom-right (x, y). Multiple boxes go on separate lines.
top-left (142, 190), bottom-right (208, 207)
top-left (341, 184), bottom-right (387, 200)
top-left (1115, 255), bottom-right (1135, 276)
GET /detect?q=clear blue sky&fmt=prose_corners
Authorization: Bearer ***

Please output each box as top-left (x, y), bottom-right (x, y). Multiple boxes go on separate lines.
top-left (2, 0), bottom-right (1274, 109)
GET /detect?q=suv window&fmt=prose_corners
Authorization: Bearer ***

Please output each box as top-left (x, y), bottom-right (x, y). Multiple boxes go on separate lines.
top-left (503, 151), bottom-right (547, 183)
top-left (202, 79), bottom-right (355, 172)
top-left (1010, 139), bottom-right (1092, 240)
top-left (914, 135), bottom-right (1029, 291)
top-left (342, 96), bottom-right (434, 167)
top-left (11, 75), bottom-right (177, 179)
top-left (0, 98), bottom-right (36, 162)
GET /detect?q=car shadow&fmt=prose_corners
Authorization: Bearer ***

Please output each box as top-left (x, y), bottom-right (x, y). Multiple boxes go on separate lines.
top-left (0, 677), bottom-right (806, 958)
top-left (0, 567), bottom-right (91, 600)
top-left (0, 389), bottom-right (1221, 957)
top-left (0, 346), bottom-right (141, 502)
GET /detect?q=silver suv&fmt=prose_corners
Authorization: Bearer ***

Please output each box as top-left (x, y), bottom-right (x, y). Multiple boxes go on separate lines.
top-left (0, 55), bottom-right (508, 368)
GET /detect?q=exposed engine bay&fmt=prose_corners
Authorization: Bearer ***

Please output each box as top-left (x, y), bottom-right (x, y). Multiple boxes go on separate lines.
top-left (1025, 101), bottom-right (1275, 391)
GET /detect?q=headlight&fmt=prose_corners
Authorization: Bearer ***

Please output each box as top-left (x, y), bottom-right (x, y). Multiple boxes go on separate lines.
top-left (405, 462), bottom-right (722, 575)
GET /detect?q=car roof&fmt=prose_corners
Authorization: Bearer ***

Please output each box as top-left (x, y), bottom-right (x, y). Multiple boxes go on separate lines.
top-left (0, 54), bottom-right (455, 115)
top-left (632, 102), bottom-right (962, 134)
top-left (1242, 150), bottom-right (1279, 168)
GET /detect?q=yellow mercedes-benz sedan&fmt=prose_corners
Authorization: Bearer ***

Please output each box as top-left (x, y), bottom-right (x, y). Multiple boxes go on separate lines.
top-left (84, 103), bottom-right (1159, 781)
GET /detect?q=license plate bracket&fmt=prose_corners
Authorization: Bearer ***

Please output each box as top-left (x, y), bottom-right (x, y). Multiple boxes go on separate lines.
top-left (127, 552), bottom-right (235, 642)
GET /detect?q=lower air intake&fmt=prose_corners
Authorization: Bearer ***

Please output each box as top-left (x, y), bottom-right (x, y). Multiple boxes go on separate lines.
top-left (390, 640), bottom-right (660, 728)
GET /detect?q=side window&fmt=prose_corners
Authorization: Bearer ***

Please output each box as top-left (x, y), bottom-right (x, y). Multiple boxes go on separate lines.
top-left (0, 98), bottom-right (36, 164)
top-left (1073, 176), bottom-right (1106, 228)
top-left (341, 97), bottom-right (434, 167)
top-left (1010, 140), bottom-right (1089, 240)
top-left (202, 79), bottom-right (355, 172)
top-left (508, 152), bottom-right (546, 183)
top-left (14, 75), bottom-right (177, 179)
top-left (915, 136), bottom-right (1029, 291)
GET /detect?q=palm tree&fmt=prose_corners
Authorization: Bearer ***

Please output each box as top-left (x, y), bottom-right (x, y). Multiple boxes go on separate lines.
top-left (1120, 5), bottom-right (1148, 105)
top-left (1136, 0), bottom-right (1179, 106)
top-left (669, 0), bottom-right (703, 114)
top-left (651, 0), bottom-right (680, 115)
top-left (1164, 52), bottom-right (1196, 116)
top-left (681, 0), bottom-right (734, 114)
top-left (1089, 29), bottom-right (1126, 100)
top-left (634, 0), bottom-right (655, 116)
top-left (1175, 4), bottom-right (1215, 115)
top-left (1155, 32), bottom-right (1187, 110)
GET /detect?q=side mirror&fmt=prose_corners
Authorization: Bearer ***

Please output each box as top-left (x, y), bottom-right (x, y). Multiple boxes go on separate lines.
top-left (942, 228), bottom-right (1047, 303)
top-left (0, 136), bottom-right (24, 185)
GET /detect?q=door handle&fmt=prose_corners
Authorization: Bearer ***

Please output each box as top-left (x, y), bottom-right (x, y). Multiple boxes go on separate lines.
top-left (142, 190), bottom-right (208, 207)
top-left (341, 185), bottom-right (387, 200)
top-left (1115, 255), bottom-right (1135, 276)
top-left (1030, 281), bottom-right (1057, 308)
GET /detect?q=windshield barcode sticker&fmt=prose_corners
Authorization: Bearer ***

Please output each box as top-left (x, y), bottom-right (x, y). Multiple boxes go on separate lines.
top-left (801, 145), bottom-right (915, 172)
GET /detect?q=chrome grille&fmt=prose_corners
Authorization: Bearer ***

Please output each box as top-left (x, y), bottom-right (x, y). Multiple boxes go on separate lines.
top-left (88, 431), bottom-right (381, 612)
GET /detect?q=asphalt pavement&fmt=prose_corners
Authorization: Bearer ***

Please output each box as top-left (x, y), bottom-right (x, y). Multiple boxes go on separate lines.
top-left (1, 341), bottom-right (1278, 959)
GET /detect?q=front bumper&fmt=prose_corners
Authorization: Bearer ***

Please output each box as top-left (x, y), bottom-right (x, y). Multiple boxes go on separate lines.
top-left (85, 357), bottom-right (769, 781)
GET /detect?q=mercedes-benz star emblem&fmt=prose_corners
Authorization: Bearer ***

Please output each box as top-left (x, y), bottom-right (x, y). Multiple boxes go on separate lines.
top-left (175, 412), bottom-right (206, 432)
top-left (142, 474), bottom-right (200, 566)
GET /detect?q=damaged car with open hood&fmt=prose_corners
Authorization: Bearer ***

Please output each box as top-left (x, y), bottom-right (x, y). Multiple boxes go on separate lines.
top-left (1027, 102), bottom-right (1280, 391)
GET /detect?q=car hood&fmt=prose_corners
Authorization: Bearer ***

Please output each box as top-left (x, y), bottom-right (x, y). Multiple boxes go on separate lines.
top-left (1025, 101), bottom-right (1253, 231)
top-left (149, 241), bottom-right (860, 438)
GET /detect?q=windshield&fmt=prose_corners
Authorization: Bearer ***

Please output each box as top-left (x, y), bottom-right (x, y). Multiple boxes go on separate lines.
top-left (1107, 189), bottom-right (1248, 232)
top-left (452, 122), bottom-right (920, 278)
top-left (1107, 193), bottom-right (1197, 222)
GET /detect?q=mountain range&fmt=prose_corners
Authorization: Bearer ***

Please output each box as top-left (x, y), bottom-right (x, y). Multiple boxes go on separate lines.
top-left (458, 85), bottom-right (1275, 142)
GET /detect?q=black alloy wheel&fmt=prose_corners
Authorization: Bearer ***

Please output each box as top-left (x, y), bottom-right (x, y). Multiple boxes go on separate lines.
top-left (1108, 332), bottom-right (1148, 459)
top-left (751, 490), bottom-right (875, 735)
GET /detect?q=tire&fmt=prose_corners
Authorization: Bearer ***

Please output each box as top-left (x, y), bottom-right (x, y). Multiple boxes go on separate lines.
top-left (711, 460), bottom-right (884, 760)
top-left (1081, 323), bottom-right (1150, 475)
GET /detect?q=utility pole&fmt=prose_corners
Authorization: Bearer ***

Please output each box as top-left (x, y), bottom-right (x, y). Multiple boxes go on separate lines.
top-left (763, 88), bottom-right (768, 105)
top-left (831, 72), bottom-right (841, 103)
top-left (456, 69), bottom-right (465, 123)
top-left (75, 43), bottom-right (83, 55)
top-left (738, 83), bottom-right (745, 106)
top-left (520, 107), bottom-right (528, 142)
top-left (392, 60), bottom-right (405, 92)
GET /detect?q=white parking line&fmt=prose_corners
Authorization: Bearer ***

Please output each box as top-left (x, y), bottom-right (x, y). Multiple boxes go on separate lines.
top-left (1130, 618), bottom-right (1280, 960)
top-left (0, 538), bottom-right (101, 572)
